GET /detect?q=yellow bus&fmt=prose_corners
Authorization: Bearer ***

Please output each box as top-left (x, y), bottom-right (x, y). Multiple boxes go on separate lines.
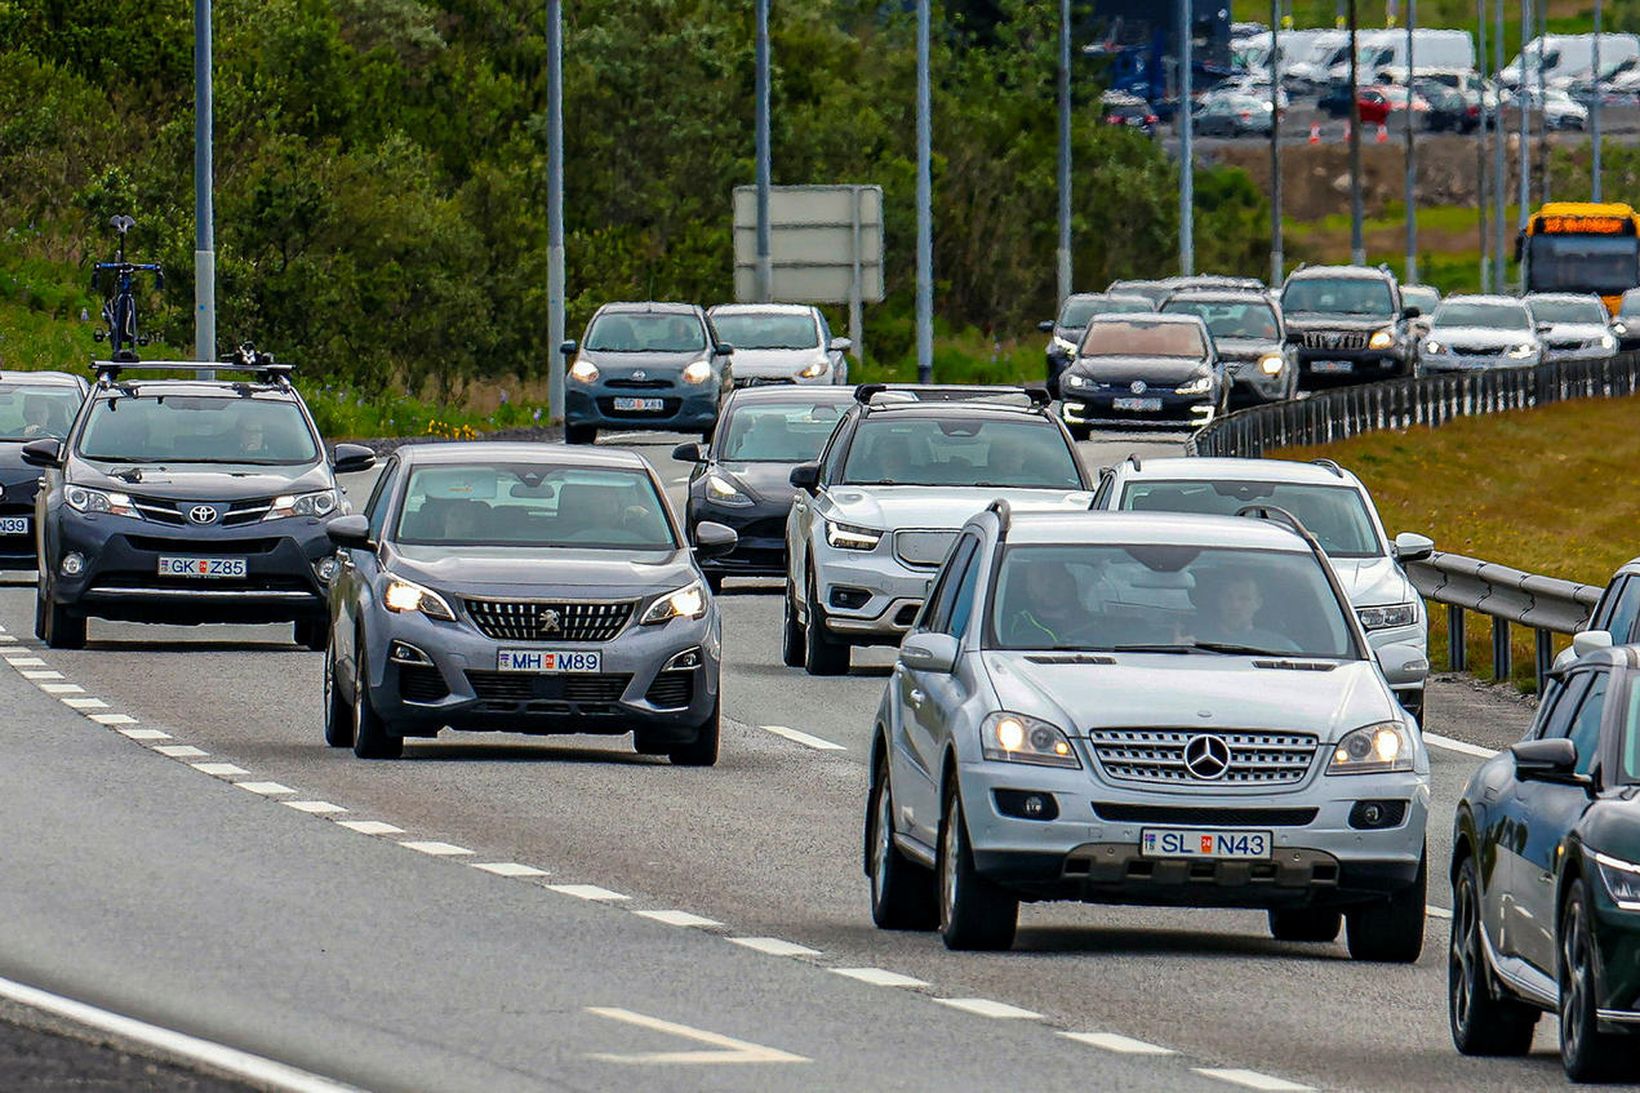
top-left (1519, 202), bottom-right (1640, 313)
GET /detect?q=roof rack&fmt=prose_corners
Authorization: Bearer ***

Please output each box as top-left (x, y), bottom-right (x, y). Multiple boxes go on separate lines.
top-left (92, 344), bottom-right (294, 387)
top-left (987, 498), bottom-right (1012, 539)
top-left (1309, 457), bottom-right (1344, 478)
top-left (1124, 453), bottom-right (1142, 472)
top-left (853, 383), bottom-right (1051, 409)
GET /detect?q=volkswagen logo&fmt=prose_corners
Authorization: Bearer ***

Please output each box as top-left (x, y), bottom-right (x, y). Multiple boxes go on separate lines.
top-left (538, 608), bottom-right (561, 635)
top-left (1129, 380), bottom-right (1147, 395)
top-left (1183, 734), bottom-right (1233, 780)
top-left (631, 370), bottom-right (647, 381)
top-left (187, 504), bottom-right (219, 525)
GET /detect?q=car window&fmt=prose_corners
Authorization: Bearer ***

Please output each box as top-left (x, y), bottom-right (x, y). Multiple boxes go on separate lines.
top-left (817, 417), bottom-right (854, 484)
top-left (841, 417), bottom-right (1082, 489)
top-left (718, 402), bottom-right (845, 463)
top-left (1431, 301), bottom-right (1532, 330)
top-left (1120, 479), bottom-right (1382, 558)
top-left (1536, 673), bottom-right (1591, 741)
top-left (1622, 681), bottom-right (1640, 784)
top-left (1060, 297), bottom-right (1152, 327)
top-left (1281, 278), bottom-right (1394, 317)
top-left (1558, 671), bottom-right (1611, 776)
top-left (0, 383), bottom-right (82, 441)
top-left (709, 313), bottom-right (820, 351)
top-left (921, 536), bottom-right (978, 634)
top-left (1080, 320), bottom-right (1208, 358)
top-left (584, 312), bottom-right (706, 353)
top-left (77, 394), bottom-right (320, 465)
top-left (945, 540), bottom-right (984, 640)
top-left (1528, 296), bottom-right (1609, 325)
top-left (1605, 576), bottom-right (1640, 642)
top-left (395, 464), bottom-right (676, 550)
top-left (364, 459), bottom-right (401, 541)
top-left (1160, 300), bottom-right (1279, 340)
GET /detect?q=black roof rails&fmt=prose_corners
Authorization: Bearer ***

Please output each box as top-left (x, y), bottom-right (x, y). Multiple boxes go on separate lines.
top-left (987, 498), bottom-right (1012, 539)
top-left (1309, 458), bottom-right (1344, 478)
top-left (93, 343), bottom-right (294, 387)
top-left (1124, 453), bottom-right (1142, 472)
top-left (1235, 504), bottom-right (1307, 534)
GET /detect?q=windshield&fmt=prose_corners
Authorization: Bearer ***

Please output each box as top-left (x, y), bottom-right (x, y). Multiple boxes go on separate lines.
top-left (78, 396), bottom-right (319, 465)
top-left (842, 417), bottom-right (1082, 488)
top-left (0, 384), bottom-right (82, 442)
top-left (1107, 281), bottom-right (1173, 303)
top-left (987, 543), bottom-right (1355, 657)
top-left (718, 401), bottom-right (844, 462)
top-left (710, 312), bottom-right (819, 351)
top-left (584, 312), bottom-right (706, 353)
top-left (395, 464), bottom-right (676, 550)
top-left (1282, 277), bottom-right (1394, 316)
top-left (1528, 295), bottom-right (1609, 324)
top-left (1433, 301), bottom-right (1532, 330)
top-left (1120, 479), bottom-right (1383, 558)
top-left (1528, 235), bottom-right (1640, 296)
top-left (1621, 291), bottom-right (1640, 317)
top-left (1161, 300), bottom-right (1279, 340)
top-left (1060, 297), bottom-right (1152, 328)
top-left (1080, 320), bottom-right (1208, 358)
top-left (1624, 681), bottom-right (1640, 784)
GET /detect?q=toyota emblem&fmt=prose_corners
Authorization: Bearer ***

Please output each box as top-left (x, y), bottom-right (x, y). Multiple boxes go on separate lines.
top-left (1129, 380), bottom-right (1147, 395)
top-left (1183, 734), bottom-right (1232, 780)
top-left (538, 608), bottom-right (561, 634)
top-left (187, 504), bottom-right (219, 525)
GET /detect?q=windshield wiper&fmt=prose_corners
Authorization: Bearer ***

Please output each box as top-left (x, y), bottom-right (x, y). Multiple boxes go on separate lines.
top-left (1108, 641), bottom-right (1286, 656)
top-left (1107, 643), bottom-right (1208, 654)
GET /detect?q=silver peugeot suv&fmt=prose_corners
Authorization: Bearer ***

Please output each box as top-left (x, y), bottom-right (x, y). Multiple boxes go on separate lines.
top-left (865, 504), bottom-right (1430, 959)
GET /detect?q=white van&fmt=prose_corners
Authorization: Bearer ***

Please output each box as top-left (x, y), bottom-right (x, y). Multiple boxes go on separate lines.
top-left (1502, 33), bottom-right (1640, 88)
top-left (1285, 30), bottom-right (1349, 88)
top-left (1368, 29), bottom-right (1477, 80)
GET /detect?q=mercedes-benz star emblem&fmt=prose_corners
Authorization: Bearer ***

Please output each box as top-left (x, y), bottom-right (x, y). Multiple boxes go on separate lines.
top-left (1183, 734), bottom-right (1232, 780)
top-left (1129, 380), bottom-right (1147, 394)
top-left (187, 504), bottom-right (218, 525)
top-left (538, 608), bottom-right (561, 634)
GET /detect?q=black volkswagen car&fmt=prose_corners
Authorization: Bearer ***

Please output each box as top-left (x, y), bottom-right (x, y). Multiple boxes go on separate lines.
top-left (1036, 292), bottom-right (1155, 398)
top-left (673, 385), bottom-right (853, 591)
top-left (0, 370), bottom-right (89, 570)
top-left (1449, 638), bottom-right (1640, 1082)
top-left (25, 358), bottom-right (374, 649)
top-left (1056, 313), bottom-right (1228, 436)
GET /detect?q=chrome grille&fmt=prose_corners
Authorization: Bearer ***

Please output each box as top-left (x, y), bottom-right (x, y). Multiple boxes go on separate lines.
top-left (1300, 331), bottom-right (1367, 351)
top-left (1088, 728), bottom-right (1318, 786)
top-left (126, 495), bottom-right (274, 527)
top-left (893, 529), bottom-right (957, 568)
top-left (464, 599), bottom-right (635, 643)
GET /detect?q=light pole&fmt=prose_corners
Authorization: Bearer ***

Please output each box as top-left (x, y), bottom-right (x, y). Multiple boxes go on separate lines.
top-left (194, 0), bottom-right (215, 375)
top-left (1403, 0), bottom-right (1416, 283)
top-left (1179, 0), bottom-right (1194, 275)
top-left (1536, 0), bottom-right (1547, 201)
top-left (755, 0), bottom-right (772, 303)
top-left (1519, 0), bottom-right (1532, 291)
top-left (1348, 0), bottom-right (1364, 265)
top-left (1476, 0), bottom-right (1489, 291)
top-left (1493, 0), bottom-right (1506, 290)
top-left (916, 0), bottom-right (933, 383)
top-left (1057, 0), bottom-right (1072, 304)
top-left (1270, 8), bottom-right (1283, 286)
top-left (546, 0), bottom-right (565, 420)
top-left (1594, 0), bottom-right (1604, 200)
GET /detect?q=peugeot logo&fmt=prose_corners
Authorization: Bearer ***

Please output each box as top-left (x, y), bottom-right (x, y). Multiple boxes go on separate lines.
top-left (631, 370), bottom-right (647, 381)
top-left (1129, 380), bottom-right (1147, 394)
top-left (187, 504), bottom-right (219, 525)
top-left (538, 608), bottom-right (561, 635)
top-left (1183, 734), bottom-right (1233, 780)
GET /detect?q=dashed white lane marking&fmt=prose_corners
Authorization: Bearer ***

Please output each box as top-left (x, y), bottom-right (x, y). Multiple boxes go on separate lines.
top-left (283, 801), bottom-right (348, 815)
top-left (5, 657), bottom-right (46, 667)
top-left (154, 745), bottom-right (209, 758)
top-left (829, 967), bottom-right (927, 988)
top-left (19, 670), bottom-right (62, 680)
top-left (1195, 1068), bottom-right (1313, 1091)
top-left (1424, 732), bottom-right (1498, 759)
top-left (37, 682), bottom-right (83, 694)
top-left (728, 937), bottom-right (821, 958)
top-left (583, 1006), bottom-right (808, 1065)
top-left (237, 781), bottom-right (296, 796)
top-left (0, 974), bottom-right (358, 1093)
top-left (61, 696), bottom-right (108, 709)
top-left (471, 862), bottom-right (550, 878)
top-left (191, 762), bottom-right (249, 777)
top-left (336, 820), bottom-right (404, 836)
top-left (117, 728), bottom-right (171, 741)
top-left (399, 840), bottom-right (473, 857)
top-left (90, 713), bottom-right (139, 726)
top-left (934, 997), bottom-right (1043, 1020)
top-left (546, 883), bottom-right (631, 902)
top-left (760, 725), bottom-right (847, 751)
top-left (633, 909), bottom-right (722, 928)
top-left (1426, 904), bottom-right (1454, 920)
top-left (1059, 1031), bottom-right (1176, 1055)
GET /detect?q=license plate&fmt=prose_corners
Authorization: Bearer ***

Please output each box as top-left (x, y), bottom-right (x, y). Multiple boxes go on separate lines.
top-left (612, 397), bottom-right (665, 412)
top-left (1112, 397), bottom-right (1163, 412)
top-left (1311, 360), bottom-right (1354, 374)
top-left (158, 556), bottom-right (248, 578)
top-left (495, 649), bottom-right (602, 673)
top-left (0, 516), bottom-right (28, 536)
top-left (1140, 827), bottom-right (1272, 860)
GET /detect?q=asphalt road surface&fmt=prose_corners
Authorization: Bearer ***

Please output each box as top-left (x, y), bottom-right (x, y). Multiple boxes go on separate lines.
top-left (0, 425), bottom-right (1606, 1092)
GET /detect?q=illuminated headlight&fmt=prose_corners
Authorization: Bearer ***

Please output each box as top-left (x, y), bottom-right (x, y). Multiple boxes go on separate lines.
top-left (1368, 328), bottom-right (1395, 350)
top-left (681, 360), bottom-right (714, 385)
top-left (1506, 343), bottom-right (1536, 358)
top-left (65, 485), bottom-right (140, 518)
top-left (1328, 722), bottom-right (1413, 775)
top-left (1174, 374), bottom-right (1214, 396)
top-left (825, 520), bottom-right (882, 550)
top-left (1257, 353), bottom-right (1284, 376)
top-left (640, 581), bottom-right (707, 625)
top-left (1593, 851), bottom-right (1640, 911)
top-left (797, 358), bottom-right (830, 379)
top-left (706, 472), bottom-right (752, 507)
top-left (1601, 332), bottom-right (1617, 350)
top-left (1357, 602), bottom-right (1417, 630)
top-left (568, 359), bottom-right (599, 384)
top-left (1423, 339), bottom-right (1444, 355)
top-left (265, 490), bottom-right (339, 520)
top-left (1064, 373), bottom-right (1088, 389)
top-left (1052, 335), bottom-right (1079, 354)
top-left (981, 711), bottom-right (1081, 769)
top-left (382, 574), bottom-right (456, 621)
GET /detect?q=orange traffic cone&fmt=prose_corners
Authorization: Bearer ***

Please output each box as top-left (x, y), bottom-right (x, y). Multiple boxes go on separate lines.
top-left (1343, 120), bottom-right (1352, 141)
top-left (1376, 123), bottom-right (1388, 143)
top-left (1309, 121), bottom-right (1321, 143)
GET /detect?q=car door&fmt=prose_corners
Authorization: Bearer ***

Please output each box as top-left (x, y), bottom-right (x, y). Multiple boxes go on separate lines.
top-left (335, 458), bottom-right (400, 689)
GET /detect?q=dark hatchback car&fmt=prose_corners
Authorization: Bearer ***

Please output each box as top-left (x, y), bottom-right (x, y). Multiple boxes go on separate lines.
top-left (26, 360), bottom-right (374, 650)
top-left (1281, 266), bottom-right (1420, 387)
top-left (1036, 293), bottom-right (1155, 397)
top-left (0, 370), bottom-right (89, 570)
top-left (1449, 639), bottom-right (1640, 1082)
top-left (1056, 313), bottom-right (1227, 436)
top-left (561, 302), bottom-right (734, 446)
top-left (673, 385), bottom-right (853, 591)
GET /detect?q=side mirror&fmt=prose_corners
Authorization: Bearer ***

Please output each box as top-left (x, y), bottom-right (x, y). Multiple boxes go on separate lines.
top-left (1572, 629), bottom-right (1614, 659)
top-left (1511, 737), bottom-right (1580, 782)
top-left (1535, 321), bottom-right (1554, 333)
top-left (1373, 644), bottom-right (1430, 682)
top-left (1037, 319), bottom-right (1056, 333)
top-left (326, 514), bottom-right (372, 549)
top-left (789, 463), bottom-right (820, 491)
top-left (1392, 531), bottom-right (1434, 562)
top-left (559, 339), bottom-right (579, 356)
top-left (714, 343), bottom-right (736, 356)
top-left (20, 438), bottom-right (63, 469)
top-left (671, 442), bottom-right (705, 464)
top-left (900, 632), bottom-right (959, 674)
top-left (332, 443), bottom-right (377, 475)
top-left (828, 336), bottom-right (853, 353)
top-left (693, 520), bottom-right (738, 561)
top-left (1401, 306), bottom-right (1421, 320)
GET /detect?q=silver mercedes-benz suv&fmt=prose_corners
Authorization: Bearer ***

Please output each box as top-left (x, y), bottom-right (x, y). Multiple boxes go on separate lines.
top-left (864, 505), bottom-right (1430, 960)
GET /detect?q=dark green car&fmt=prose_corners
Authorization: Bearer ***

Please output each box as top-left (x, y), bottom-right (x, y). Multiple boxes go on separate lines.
top-left (1449, 641), bottom-right (1640, 1082)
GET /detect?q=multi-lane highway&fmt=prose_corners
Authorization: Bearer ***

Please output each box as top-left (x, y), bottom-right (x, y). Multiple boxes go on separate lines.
top-left (0, 426), bottom-right (1591, 1092)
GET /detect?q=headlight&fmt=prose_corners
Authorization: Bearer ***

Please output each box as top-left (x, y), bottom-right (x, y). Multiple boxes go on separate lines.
top-left (640, 581), bottom-right (707, 625)
top-left (1327, 721), bottom-right (1413, 775)
top-left (1614, 321), bottom-right (1629, 336)
top-left (1423, 339), bottom-right (1444, 355)
top-left (1357, 602), bottom-right (1418, 630)
top-left (1601, 332), bottom-right (1617, 350)
top-left (1257, 353), bottom-right (1284, 375)
top-left (797, 357), bottom-right (830, 379)
top-left (264, 489), bottom-right (339, 521)
top-left (825, 520), bottom-right (882, 550)
top-left (1051, 335), bottom-right (1079, 354)
top-left (705, 472), bottom-right (752, 507)
top-left (1593, 851), bottom-right (1640, 911)
top-left (1506, 343), bottom-right (1536, 359)
top-left (382, 574), bottom-right (456, 621)
top-left (1174, 374), bottom-right (1214, 396)
top-left (1064, 373), bottom-right (1088, 389)
top-left (568, 359), bottom-right (599, 384)
top-left (65, 485), bottom-right (140, 518)
top-left (681, 360), bottom-right (714, 385)
top-left (1368, 328), bottom-right (1396, 350)
top-left (981, 711), bottom-right (1081, 769)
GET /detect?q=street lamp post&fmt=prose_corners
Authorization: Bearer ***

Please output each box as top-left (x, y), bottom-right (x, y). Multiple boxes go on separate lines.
top-left (755, 0), bottom-right (772, 303)
top-left (1270, 2), bottom-right (1283, 286)
top-left (1594, 0), bottom-right (1604, 200)
top-left (1403, 0), bottom-right (1416, 283)
top-left (1057, 0), bottom-right (1073, 305)
top-left (1476, 0), bottom-right (1489, 291)
top-left (1179, 0), bottom-right (1194, 275)
top-left (916, 0), bottom-right (933, 383)
top-left (546, 0), bottom-right (565, 419)
top-left (1348, 0), bottom-right (1364, 265)
top-left (194, 0), bottom-right (215, 376)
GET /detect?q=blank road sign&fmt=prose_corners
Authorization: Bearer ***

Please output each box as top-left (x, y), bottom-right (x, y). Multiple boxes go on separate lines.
top-left (733, 185), bottom-right (884, 305)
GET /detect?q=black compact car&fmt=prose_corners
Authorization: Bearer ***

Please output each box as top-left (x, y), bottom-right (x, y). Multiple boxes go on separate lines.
top-left (674, 385), bottom-right (853, 590)
top-left (1057, 312), bottom-right (1228, 435)
top-left (1449, 641), bottom-right (1640, 1082)
top-left (1280, 266), bottom-right (1420, 387)
top-left (0, 370), bottom-right (89, 570)
top-left (1036, 293), bottom-right (1155, 398)
top-left (26, 357), bottom-right (375, 649)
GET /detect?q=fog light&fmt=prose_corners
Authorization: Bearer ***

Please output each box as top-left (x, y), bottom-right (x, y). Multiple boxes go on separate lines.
top-left (663, 647), bottom-right (702, 671)
top-left (992, 788), bottom-right (1059, 821)
top-left (388, 641), bottom-right (432, 665)
top-left (829, 586), bottom-right (871, 610)
top-left (315, 556), bottom-right (341, 583)
top-left (1348, 799), bottom-right (1408, 830)
top-left (60, 552), bottom-right (85, 577)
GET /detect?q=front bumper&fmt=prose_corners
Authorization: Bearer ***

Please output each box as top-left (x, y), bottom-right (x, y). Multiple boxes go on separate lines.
top-left (687, 496), bottom-right (790, 578)
top-left (1295, 348), bottom-right (1411, 385)
top-left (1060, 389), bottom-right (1221, 430)
top-left (1223, 359), bottom-right (1291, 403)
top-left (0, 484), bottom-right (40, 569)
top-left (1542, 344), bottom-right (1617, 363)
top-left (811, 538), bottom-right (930, 644)
top-left (565, 384), bottom-right (722, 433)
top-left (1591, 882), bottom-right (1640, 1023)
top-left (1420, 351), bottom-right (1539, 372)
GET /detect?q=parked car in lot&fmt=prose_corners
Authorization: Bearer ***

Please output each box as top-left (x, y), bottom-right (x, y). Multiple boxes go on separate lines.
top-left (1506, 86), bottom-right (1591, 128)
top-left (705, 303), bottom-right (851, 387)
top-left (1037, 292), bottom-right (1156, 397)
top-left (1058, 313), bottom-right (1228, 435)
top-left (1612, 288), bottom-right (1640, 350)
top-left (562, 302), bottom-right (734, 446)
top-left (1448, 638), bottom-right (1640, 1081)
top-left (0, 370), bottom-right (88, 571)
top-left (1356, 84), bottom-right (1430, 125)
top-left (1281, 265), bottom-right (1420, 386)
top-left (1195, 93), bottom-right (1275, 136)
top-left (324, 442), bottom-right (734, 764)
top-left (865, 505), bottom-right (1430, 958)
top-left (1158, 289), bottom-right (1298, 404)
top-left (1415, 80), bottom-right (1474, 131)
top-left (675, 385), bottom-right (854, 591)
top-left (1526, 293), bottom-right (1619, 362)
top-left (1420, 295), bottom-right (1543, 372)
top-left (1101, 94), bottom-right (1159, 135)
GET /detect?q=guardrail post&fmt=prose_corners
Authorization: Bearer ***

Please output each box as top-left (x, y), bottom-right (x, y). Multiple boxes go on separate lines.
top-left (1492, 616), bottom-right (1511, 682)
top-left (1535, 629), bottom-right (1553, 695)
top-left (1447, 605), bottom-right (1467, 672)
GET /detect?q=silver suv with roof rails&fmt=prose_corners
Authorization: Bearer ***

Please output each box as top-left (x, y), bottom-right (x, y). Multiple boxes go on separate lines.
top-left (864, 503), bottom-right (1431, 958)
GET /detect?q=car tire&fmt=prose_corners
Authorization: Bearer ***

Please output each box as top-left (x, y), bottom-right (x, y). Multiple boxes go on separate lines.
top-left (1346, 849), bottom-right (1426, 963)
top-left (565, 424), bottom-right (597, 445)
top-left (41, 586), bottom-right (86, 650)
top-left (781, 578), bottom-right (807, 668)
top-left (1449, 854), bottom-right (1537, 1056)
top-left (867, 751), bottom-right (937, 930)
top-left (352, 639), bottom-right (403, 760)
top-left (1560, 878), bottom-right (1634, 1082)
top-left (323, 640), bottom-right (355, 749)
top-left (704, 571), bottom-right (724, 595)
top-left (1268, 907), bottom-right (1342, 942)
top-left (668, 697), bottom-right (720, 767)
top-left (803, 573), bottom-right (849, 676)
top-left (937, 779), bottom-right (1018, 951)
top-left (294, 618), bottom-right (328, 652)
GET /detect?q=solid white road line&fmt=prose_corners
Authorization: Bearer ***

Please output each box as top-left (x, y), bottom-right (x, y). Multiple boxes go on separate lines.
top-left (828, 967), bottom-right (927, 989)
top-left (583, 1007), bottom-right (808, 1065)
top-left (237, 782), bottom-right (297, 796)
top-left (727, 937), bottom-right (821, 958)
top-left (1195, 1068), bottom-right (1313, 1091)
top-left (546, 883), bottom-right (631, 902)
top-left (283, 801), bottom-right (348, 815)
top-left (61, 696), bottom-right (109, 709)
top-left (471, 862), bottom-right (550, 878)
top-left (336, 820), bottom-right (404, 836)
top-left (191, 762), bottom-right (249, 777)
top-left (1424, 732), bottom-right (1499, 759)
top-left (117, 728), bottom-right (171, 741)
top-left (91, 713), bottom-right (140, 726)
top-left (760, 725), bottom-right (847, 751)
top-left (153, 745), bottom-right (209, 758)
top-left (0, 974), bottom-right (359, 1093)
top-left (633, 909), bottom-right (722, 928)
top-left (399, 841), bottom-right (473, 856)
top-left (934, 997), bottom-right (1043, 1020)
top-left (1058, 1031), bottom-right (1176, 1055)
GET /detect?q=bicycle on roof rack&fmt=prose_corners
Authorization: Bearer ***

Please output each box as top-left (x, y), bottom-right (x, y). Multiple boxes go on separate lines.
top-left (91, 214), bottom-right (163, 362)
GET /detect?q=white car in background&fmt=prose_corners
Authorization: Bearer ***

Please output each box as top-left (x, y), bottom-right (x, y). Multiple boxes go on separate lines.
top-left (1419, 295), bottom-right (1542, 372)
top-left (707, 303), bottom-right (852, 386)
top-left (1526, 293), bottom-right (1618, 362)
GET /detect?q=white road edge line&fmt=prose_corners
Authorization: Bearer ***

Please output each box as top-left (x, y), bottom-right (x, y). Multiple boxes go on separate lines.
top-left (760, 725), bottom-right (847, 751)
top-left (336, 820), bottom-right (404, 836)
top-left (471, 862), bottom-right (550, 878)
top-left (726, 937), bottom-right (821, 958)
top-left (1423, 732), bottom-right (1499, 759)
top-left (399, 841), bottom-right (474, 857)
top-left (545, 883), bottom-right (631, 902)
top-left (1194, 1067), bottom-right (1313, 1091)
top-left (583, 1006), bottom-right (808, 1065)
top-left (191, 762), bottom-right (249, 777)
top-left (153, 745), bottom-right (209, 759)
top-left (236, 782), bottom-right (297, 796)
top-left (933, 997), bottom-right (1042, 1020)
top-left (1058, 1031), bottom-right (1176, 1055)
top-left (633, 909), bottom-right (722, 928)
top-left (828, 967), bottom-right (927, 988)
top-left (0, 974), bottom-right (360, 1093)
top-left (283, 801), bottom-right (348, 815)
